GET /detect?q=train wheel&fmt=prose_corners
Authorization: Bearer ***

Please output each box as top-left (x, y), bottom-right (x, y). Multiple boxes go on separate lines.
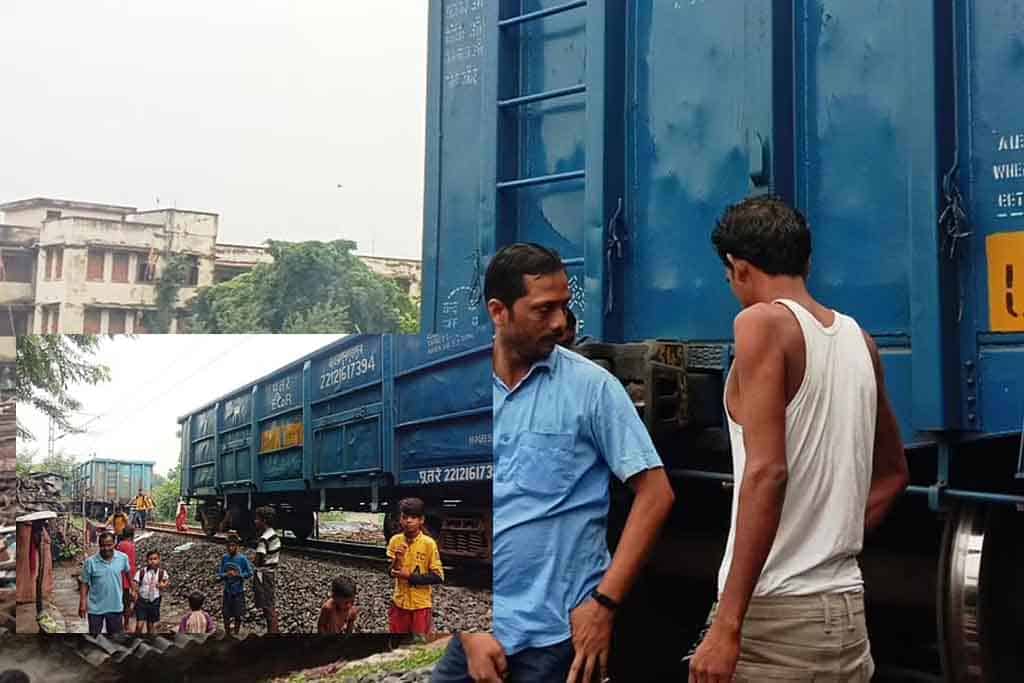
top-left (939, 502), bottom-right (1024, 682)
top-left (228, 504), bottom-right (256, 541)
top-left (200, 507), bottom-right (222, 537)
top-left (288, 509), bottom-right (315, 540)
top-left (383, 510), bottom-right (401, 539)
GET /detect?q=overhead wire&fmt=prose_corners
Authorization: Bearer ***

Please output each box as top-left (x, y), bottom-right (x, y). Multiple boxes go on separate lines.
top-left (82, 335), bottom-right (261, 443)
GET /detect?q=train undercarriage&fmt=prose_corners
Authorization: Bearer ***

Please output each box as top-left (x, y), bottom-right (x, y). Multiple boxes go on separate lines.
top-left (580, 339), bottom-right (1024, 681)
top-left (191, 482), bottom-right (492, 564)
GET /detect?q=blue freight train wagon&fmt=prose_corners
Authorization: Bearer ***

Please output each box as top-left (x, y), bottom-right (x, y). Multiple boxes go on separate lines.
top-left (422, 1), bottom-right (1023, 678)
top-left (69, 458), bottom-right (155, 521)
top-left (179, 333), bottom-right (492, 561)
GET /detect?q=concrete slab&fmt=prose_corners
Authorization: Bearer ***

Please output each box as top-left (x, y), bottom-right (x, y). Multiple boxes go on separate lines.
top-left (51, 561), bottom-right (87, 633)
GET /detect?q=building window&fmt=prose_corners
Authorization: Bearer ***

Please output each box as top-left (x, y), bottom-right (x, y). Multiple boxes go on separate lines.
top-left (86, 250), bottom-right (105, 281)
top-left (0, 310), bottom-right (29, 336)
top-left (45, 210), bottom-right (62, 221)
top-left (187, 256), bottom-right (200, 286)
top-left (42, 306), bottom-right (59, 333)
top-left (108, 309), bottom-right (126, 334)
top-left (83, 309), bottom-right (102, 335)
top-left (0, 250), bottom-right (33, 282)
top-left (137, 254), bottom-right (157, 283)
top-left (111, 252), bottom-right (130, 283)
top-left (44, 248), bottom-right (62, 280)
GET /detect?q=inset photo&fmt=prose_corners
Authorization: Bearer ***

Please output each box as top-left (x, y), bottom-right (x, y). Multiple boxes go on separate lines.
top-left (11, 333), bottom-right (491, 637)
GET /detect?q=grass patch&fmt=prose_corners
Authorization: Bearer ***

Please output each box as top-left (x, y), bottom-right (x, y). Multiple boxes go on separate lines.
top-left (317, 511), bottom-right (349, 523)
top-left (278, 645), bottom-right (445, 683)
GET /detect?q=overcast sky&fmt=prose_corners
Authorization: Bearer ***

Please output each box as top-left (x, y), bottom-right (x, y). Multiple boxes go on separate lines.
top-left (0, 0), bottom-right (428, 260)
top-left (17, 335), bottom-right (343, 476)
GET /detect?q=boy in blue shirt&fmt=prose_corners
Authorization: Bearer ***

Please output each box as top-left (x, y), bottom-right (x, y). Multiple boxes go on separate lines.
top-left (217, 533), bottom-right (253, 635)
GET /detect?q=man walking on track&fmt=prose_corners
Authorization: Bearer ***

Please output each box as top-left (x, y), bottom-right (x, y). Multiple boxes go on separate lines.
top-left (687, 197), bottom-right (909, 682)
top-left (130, 489), bottom-right (154, 530)
top-left (432, 243), bottom-right (675, 683)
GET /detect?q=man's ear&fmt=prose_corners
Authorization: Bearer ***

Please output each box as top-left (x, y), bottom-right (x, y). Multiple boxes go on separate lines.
top-left (487, 298), bottom-right (507, 326)
top-left (728, 255), bottom-right (751, 283)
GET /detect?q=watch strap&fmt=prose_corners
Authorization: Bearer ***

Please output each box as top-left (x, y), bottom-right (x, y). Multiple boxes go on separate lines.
top-left (590, 588), bottom-right (620, 611)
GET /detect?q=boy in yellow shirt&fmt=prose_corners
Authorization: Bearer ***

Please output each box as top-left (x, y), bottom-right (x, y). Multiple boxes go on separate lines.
top-left (386, 498), bottom-right (443, 634)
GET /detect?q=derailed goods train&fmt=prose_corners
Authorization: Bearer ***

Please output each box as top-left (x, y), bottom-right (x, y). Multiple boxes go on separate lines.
top-left (178, 333), bottom-right (492, 562)
top-left (69, 458), bottom-right (155, 520)
top-left (423, 0), bottom-right (1023, 679)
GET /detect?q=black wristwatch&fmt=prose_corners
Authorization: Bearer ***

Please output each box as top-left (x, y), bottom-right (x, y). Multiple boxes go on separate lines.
top-left (590, 588), bottom-right (620, 611)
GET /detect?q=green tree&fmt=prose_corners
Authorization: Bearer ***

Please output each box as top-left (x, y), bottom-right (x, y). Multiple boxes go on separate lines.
top-left (152, 464), bottom-right (181, 522)
top-left (32, 450), bottom-right (78, 478)
top-left (15, 335), bottom-right (110, 441)
top-left (15, 445), bottom-right (37, 478)
top-left (142, 253), bottom-right (191, 333)
top-left (189, 240), bottom-right (420, 333)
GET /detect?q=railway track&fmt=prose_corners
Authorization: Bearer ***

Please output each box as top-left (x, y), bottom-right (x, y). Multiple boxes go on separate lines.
top-left (140, 522), bottom-right (389, 565)
top-left (128, 521), bottom-right (489, 588)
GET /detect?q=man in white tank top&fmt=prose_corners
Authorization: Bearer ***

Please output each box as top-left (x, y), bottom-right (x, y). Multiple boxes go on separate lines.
top-left (688, 197), bottom-right (909, 682)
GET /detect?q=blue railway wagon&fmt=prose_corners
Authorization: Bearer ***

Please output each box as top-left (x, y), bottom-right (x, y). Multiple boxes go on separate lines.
top-left (70, 458), bottom-right (154, 520)
top-left (422, 0), bottom-right (1023, 678)
top-left (179, 333), bottom-right (492, 560)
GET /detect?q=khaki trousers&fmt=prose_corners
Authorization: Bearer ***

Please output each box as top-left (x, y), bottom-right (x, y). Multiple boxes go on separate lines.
top-left (706, 591), bottom-right (875, 682)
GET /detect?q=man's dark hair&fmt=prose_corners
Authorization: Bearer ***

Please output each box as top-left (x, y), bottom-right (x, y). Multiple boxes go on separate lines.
top-left (331, 574), bottom-right (356, 599)
top-left (484, 243), bottom-right (565, 310)
top-left (146, 550), bottom-right (160, 560)
top-left (226, 533), bottom-right (241, 544)
top-left (188, 592), bottom-right (206, 611)
top-left (254, 506), bottom-right (275, 526)
top-left (121, 526), bottom-right (134, 540)
top-left (0, 670), bottom-right (31, 683)
top-left (711, 196), bottom-right (812, 277)
top-left (398, 498), bottom-right (425, 517)
top-left (98, 531), bottom-right (115, 545)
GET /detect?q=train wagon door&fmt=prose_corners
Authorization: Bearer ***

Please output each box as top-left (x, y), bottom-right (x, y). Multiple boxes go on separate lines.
top-left (308, 336), bottom-right (391, 486)
top-left (620, 0), bottom-right (792, 343)
top-left (312, 408), bottom-right (385, 480)
top-left (957, 0), bottom-right (1024, 436)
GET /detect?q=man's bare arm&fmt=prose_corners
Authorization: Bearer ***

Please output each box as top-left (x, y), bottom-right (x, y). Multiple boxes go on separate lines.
top-left (862, 332), bottom-right (908, 532)
top-left (715, 306), bottom-right (789, 634)
top-left (596, 467), bottom-right (675, 602)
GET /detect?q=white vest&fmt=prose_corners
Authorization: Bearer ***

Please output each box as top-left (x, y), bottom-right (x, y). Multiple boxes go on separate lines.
top-left (718, 299), bottom-right (877, 597)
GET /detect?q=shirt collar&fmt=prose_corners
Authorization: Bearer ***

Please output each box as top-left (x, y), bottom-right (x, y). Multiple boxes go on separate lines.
top-left (493, 347), bottom-right (559, 393)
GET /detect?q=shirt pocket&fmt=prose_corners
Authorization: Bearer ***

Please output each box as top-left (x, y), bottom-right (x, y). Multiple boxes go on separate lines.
top-left (513, 431), bottom-right (575, 496)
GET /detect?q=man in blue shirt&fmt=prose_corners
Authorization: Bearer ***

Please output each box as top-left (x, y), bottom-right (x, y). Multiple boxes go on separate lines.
top-left (432, 243), bottom-right (675, 683)
top-left (79, 530), bottom-right (131, 635)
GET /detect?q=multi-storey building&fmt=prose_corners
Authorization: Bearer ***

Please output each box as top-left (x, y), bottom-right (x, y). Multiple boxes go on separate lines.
top-left (0, 198), bottom-right (421, 335)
